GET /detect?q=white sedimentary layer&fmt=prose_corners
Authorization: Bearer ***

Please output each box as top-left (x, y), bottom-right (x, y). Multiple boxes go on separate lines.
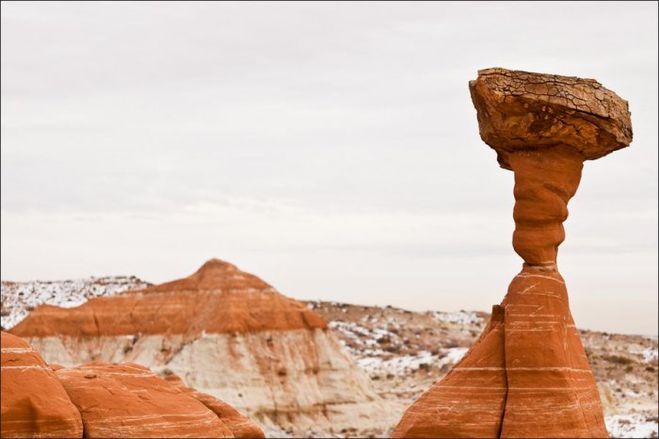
top-left (25, 329), bottom-right (396, 435)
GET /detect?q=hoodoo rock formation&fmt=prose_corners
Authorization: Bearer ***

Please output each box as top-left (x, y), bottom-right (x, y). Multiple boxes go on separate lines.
top-left (10, 259), bottom-right (392, 436)
top-left (393, 68), bottom-right (633, 438)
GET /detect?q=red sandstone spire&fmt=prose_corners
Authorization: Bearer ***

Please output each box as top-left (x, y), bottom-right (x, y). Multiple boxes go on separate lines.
top-left (393, 68), bottom-right (633, 438)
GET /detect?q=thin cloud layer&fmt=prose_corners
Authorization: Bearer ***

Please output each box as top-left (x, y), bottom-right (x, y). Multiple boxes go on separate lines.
top-left (1, 2), bottom-right (657, 334)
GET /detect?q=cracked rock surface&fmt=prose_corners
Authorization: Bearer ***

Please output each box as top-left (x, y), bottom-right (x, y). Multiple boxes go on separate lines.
top-left (469, 67), bottom-right (632, 170)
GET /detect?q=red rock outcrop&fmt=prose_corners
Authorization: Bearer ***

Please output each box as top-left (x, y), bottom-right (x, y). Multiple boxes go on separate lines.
top-left (1, 331), bottom-right (83, 438)
top-left (55, 362), bottom-right (236, 438)
top-left (2, 332), bottom-right (262, 438)
top-left (393, 68), bottom-right (633, 438)
top-left (11, 259), bottom-right (392, 436)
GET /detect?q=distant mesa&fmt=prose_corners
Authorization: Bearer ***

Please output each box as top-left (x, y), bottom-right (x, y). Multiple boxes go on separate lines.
top-left (9, 259), bottom-right (394, 436)
top-left (11, 258), bottom-right (327, 337)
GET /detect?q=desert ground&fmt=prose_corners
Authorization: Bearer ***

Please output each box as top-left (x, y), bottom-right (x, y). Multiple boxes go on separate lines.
top-left (2, 277), bottom-right (657, 438)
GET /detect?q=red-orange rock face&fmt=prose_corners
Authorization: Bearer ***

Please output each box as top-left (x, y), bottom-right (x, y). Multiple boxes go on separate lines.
top-left (11, 258), bottom-right (326, 338)
top-left (392, 306), bottom-right (507, 437)
top-left (0, 331), bottom-right (83, 438)
top-left (393, 68), bottom-right (632, 438)
top-left (509, 146), bottom-right (583, 266)
top-left (499, 267), bottom-right (606, 438)
top-left (2, 331), bottom-right (263, 439)
top-left (55, 362), bottom-right (235, 438)
top-left (393, 267), bottom-right (608, 438)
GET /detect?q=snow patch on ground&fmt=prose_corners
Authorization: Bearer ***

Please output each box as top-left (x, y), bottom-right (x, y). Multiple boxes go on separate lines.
top-left (642, 347), bottom-right (658, 363)
top-left (328, 318), bottom-right (469, 377)
top-left (440, 347), bottom-right (469, 365)
top-left (356, 347), bottom-right (467, 376)
top-left (431, 310), bottom-right (484, 326)
top-left (605, 414), bottom-right (658, 438)
top-left (328, 320), bottom-right (400, 357)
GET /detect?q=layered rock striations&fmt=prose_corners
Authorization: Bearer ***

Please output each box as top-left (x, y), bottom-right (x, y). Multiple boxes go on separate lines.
top-left (11, 259), bottom-right (325, 337)
top-left (11, 259), bottom-right (392, 435)
top-left (393, 68), bottom-right (633, 438)
top-left (55, 362), bottom-right (237, 438)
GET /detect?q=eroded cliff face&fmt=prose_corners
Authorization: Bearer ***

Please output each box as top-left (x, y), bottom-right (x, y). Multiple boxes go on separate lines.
top-left (10, 259), bottom-right (394, 436)
top-left (393, 68), bottom-right (633, 438)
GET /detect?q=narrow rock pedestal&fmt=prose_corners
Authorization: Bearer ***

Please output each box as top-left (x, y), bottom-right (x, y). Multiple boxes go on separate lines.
top-left (392, 68), bottom-right (633, 438)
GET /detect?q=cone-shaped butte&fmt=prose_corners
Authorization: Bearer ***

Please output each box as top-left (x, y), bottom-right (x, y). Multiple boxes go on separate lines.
top-left (393, 68), bottom-right (632, 438)
top-left (11, 259), bottom-right (392, 436)
top-left (11, 258), bottom-right (326, 337)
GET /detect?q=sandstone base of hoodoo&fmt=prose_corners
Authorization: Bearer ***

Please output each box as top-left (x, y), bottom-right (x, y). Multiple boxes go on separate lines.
top-left (393, 266), bottom-right (608, 438)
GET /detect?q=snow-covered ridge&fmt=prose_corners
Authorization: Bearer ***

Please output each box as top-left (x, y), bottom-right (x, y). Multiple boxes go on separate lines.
top-left (1, 276), bottom-right (151, 329)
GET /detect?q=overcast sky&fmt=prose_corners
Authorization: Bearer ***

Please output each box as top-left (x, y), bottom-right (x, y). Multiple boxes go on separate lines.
top-left (1, 2), bottom-right (657, 335)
